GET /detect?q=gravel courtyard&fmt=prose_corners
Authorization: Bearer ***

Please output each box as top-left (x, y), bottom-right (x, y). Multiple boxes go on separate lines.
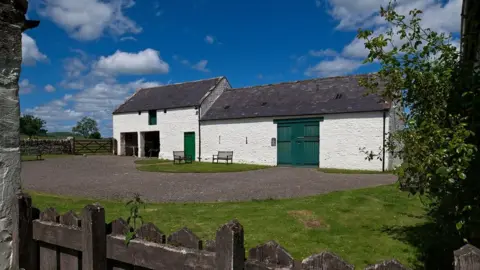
top-left (21, 156), bottom-right (397, 202)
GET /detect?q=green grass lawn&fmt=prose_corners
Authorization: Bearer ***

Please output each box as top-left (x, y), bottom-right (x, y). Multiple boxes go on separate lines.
top-left (318, 168), bottom-right (394, 174)
top-left (136, 161), bottom-right (269, 173)
top-left (21, 154), bottom-right (73, 161)
top-left (28, 184), bottom-right (425, 268)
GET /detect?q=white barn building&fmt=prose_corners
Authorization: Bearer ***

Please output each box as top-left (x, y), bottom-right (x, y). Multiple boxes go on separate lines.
top-left (113, 74), bottom-right (401, 171)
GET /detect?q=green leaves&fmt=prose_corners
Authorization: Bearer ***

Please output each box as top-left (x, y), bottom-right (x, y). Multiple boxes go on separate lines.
top-left (124, 193), bottom-right (146, 246)
top-left (357, 0), bottom-right (480, 244)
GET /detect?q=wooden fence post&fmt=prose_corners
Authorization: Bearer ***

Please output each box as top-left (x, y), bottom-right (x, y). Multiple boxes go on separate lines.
top-left (82, 204), bottom-right (107, 270)
top-left (215, 220), bottom-right (245, 270)
top-left (454, 244), bottom-right (480, 270)
top-left (13, 192), bottom-right (39, 269)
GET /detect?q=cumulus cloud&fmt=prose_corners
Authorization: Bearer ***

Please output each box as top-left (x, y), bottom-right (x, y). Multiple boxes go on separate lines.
top-left (44, 84), bottom-right (56, 92)
top-left (305, 57), bottom-right (363, 77)
top-left (309, 49), bottom-right (338, 57)
top-left (94, 49), bottom-right (170, 75)
top-left (39, 0), bottom-right (142, 41)
top-left (22, 33), bottom-right (47, 66)
top-left (19, 79), bottom-right (35, 95)
top-left (120, 36), bottom-right (137, 42)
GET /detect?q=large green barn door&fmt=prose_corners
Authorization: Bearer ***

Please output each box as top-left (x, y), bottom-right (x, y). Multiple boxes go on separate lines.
top-left (276, 118), bottom-right (321, 167)
top-left (277, 125), bottom-right (292, 165)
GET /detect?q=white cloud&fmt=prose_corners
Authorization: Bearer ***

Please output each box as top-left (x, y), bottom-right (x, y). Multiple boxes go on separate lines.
top-left (19, 79), bottom-right (35, 95)
top-left (155, 10), bottom-right (164, 16)
top-left (315, 0), bottom-right (322, 7)
top-left (192, 60), bottom-right (210, 73)
top-left (22, 33), bottom-right (47, 66)
top-left (44, 84), bottom-right (56, 92)
top-left (309, 49), bottom-right (338, 57)
top-left (120, 36), bottom-right (137, 42)
top-left (39, 0), bottom-right (142, 41)
top-left (305, 57), bottom-right (363, 77)
top-left (204, 35), bottom-right (215, 44)
top-left (94, 49), bottom-right (170, 75)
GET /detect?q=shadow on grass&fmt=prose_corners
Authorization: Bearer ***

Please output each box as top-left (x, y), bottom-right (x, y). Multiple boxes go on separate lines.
top-left (382, 222), bottom-right (463, 270)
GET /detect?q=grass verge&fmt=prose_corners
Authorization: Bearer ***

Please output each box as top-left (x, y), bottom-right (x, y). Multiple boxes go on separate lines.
top-left (28, 184), bottom-right (425, 268)
top-left (136, 162), bottom-right (269, 173)
top-left (318, 168), bottom-right (394, 174)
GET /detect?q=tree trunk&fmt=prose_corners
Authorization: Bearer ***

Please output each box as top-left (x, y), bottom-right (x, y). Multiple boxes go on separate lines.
top-left (0, 0), bottom-right (38, 269)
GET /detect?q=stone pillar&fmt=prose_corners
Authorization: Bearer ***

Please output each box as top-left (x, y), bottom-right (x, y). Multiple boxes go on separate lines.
top-left (0, 1), bottom-right (39, 269)
top-left (138, 132), bottom-right (144, 157)
top-left (119, 133), bottom-right (125, 156)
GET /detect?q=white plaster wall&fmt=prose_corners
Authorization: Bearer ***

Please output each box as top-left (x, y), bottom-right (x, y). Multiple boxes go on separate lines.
top-left (201, 118), bottom-right (277, 165)
top-left (113, 107), bottom-right (200, 159)
top-left (201, 111), bottom-right (387, 170)
top-left (320, 111), bottom-right (386, 170)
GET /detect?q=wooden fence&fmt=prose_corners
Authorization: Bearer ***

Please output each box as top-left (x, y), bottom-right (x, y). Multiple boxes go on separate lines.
top-left (73, 138), bottom-right (113, 155)
top-left (14, 193), bottom-right (480, 270)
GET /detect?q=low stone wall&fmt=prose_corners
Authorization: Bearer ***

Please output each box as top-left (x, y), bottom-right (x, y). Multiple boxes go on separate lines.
top-left (20, 139), bottom-right (73, 155)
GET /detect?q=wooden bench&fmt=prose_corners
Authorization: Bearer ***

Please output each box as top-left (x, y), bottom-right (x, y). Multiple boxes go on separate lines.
top-left (212, 151), bottom-right (233, 164)
top-left (173, 151), bottom-right (193, 164)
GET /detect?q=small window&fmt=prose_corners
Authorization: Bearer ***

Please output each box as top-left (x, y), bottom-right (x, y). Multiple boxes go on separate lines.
top-left (148, 110), bottom-right (157, 125)
top-left (138, 111), bottom-right (141, 115)
top-left (164, 109), bottom-right (167, 113)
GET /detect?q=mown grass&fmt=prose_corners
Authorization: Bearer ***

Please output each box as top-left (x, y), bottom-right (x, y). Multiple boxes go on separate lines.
top-left (318, 168), bottom-right (394, 174)
top-left (27, 184), bottom-right (425, 268)
top-left (136, 162), bottom-right (269, 173)
top-left (134, 158), bottom-right (171, 165)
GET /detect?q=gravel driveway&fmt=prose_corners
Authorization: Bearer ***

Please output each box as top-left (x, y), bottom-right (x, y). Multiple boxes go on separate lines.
top-left (21, 156), bottom-right (396, 202)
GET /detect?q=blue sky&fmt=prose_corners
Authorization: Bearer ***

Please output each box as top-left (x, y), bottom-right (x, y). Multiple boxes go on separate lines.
top-left (20, 0), bottom-right (461, 136)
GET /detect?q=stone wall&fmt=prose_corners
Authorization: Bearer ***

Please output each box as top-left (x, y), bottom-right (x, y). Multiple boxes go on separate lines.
top-left (20, 139), bottom-right (73, 155)
top-left (0, 0), bottom-right (39, 269)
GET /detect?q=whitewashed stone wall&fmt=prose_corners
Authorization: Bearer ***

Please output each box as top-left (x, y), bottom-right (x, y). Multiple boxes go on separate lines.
top-left (201, 111), bottom-right (390, 170)
top-left (200, 77), bottom-right (231, 118)
top-left (113, 107), bottom-right (200, 159)
top-left (201, 118), bottom-right (278, 165)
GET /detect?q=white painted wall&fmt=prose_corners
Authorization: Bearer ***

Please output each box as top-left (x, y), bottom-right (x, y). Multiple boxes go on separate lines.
top-left (320, 111), bottom-right (387, 170)
top-left (113, 107), bottom-right (200, 160)
top-left (201, 118), bottom-right (278, 165)
top-left (201, 111), bottom-right (388, 170)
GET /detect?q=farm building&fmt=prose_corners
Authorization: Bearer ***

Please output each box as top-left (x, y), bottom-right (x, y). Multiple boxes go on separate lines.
top-left (112, 74), bottom-right (401, 171)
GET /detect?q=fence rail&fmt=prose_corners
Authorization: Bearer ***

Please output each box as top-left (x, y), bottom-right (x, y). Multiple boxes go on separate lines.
top-left (73, 138), bottom-right (113, 154)
top-left (14, 193), bottom-right (480, 270)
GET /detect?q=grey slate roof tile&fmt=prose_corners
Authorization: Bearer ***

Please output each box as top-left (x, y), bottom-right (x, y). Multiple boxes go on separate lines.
top-left (113, 77), bottom-right (224, 114)
top-left (201, 74), bottom-right (390, 121)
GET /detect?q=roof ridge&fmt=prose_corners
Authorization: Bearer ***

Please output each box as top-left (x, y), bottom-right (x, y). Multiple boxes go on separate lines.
top-left (138, 76), bottom-right (225, 91)
top-left (226, 73), bottom-right (377, 91)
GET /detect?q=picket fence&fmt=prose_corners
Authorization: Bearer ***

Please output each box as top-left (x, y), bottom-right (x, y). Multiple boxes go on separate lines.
top-left (13, 193), bottom-right (480, 270)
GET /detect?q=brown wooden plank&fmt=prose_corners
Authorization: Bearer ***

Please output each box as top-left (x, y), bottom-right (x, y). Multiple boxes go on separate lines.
top-left (106, 235), bottom-right (215, 269)
top-left (59, 247), bottom-right (81, 270)
top-left (39, 242), bottom-right (58, 270)
top-left (59, 211), bottom-right (82, 269)
top-left (167, 227), bottom-right (202, 249)
top-left (33, 220), bottom-right (83, 251)
top-left (301, 252), bottom-right (353, 270)
top-left (454, 244), bottom-right (480, 270)
top-left (215, 220), bottom-right (245, 270)
top-left (13, 193), bottom-right (40, 269)
top-left (82, 204), bottom-right (107, 270)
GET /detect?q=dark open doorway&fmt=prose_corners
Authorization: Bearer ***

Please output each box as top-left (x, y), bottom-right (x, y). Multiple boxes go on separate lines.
top-left (144, 131), bottom-right (160, 158)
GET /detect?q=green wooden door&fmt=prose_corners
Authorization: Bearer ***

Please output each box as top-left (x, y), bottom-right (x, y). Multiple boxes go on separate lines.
top-left (277, 125), bottom-right (292, 165)
top-left (184, 132), bottom-right (195, 160)
top-left (276, 119), bottom-right (320, 167)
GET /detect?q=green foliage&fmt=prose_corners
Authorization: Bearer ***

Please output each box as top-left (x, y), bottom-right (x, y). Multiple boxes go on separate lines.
top-left (357, 0), bottom-right (480, 252)
top-left (72, 117), bottom-right (100, 138)
top-left (124, 193), bottom-right (145, 245)
top-left (20, 114), bottom-right (47, 138)
top-left (88, 131), bottom-right (102, 139)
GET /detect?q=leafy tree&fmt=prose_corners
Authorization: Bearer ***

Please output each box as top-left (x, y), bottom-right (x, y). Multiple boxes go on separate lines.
top-left (357, 1), bottom-right (479, 266)
top-left (20, 114), bottom-right (47, 138)
top-left (88, 131), bottom-right (102, 139)
top-left (72, 117), bottom-right (100, 138)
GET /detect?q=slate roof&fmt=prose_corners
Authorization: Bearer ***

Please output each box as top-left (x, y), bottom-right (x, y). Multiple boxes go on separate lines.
top-left (201, 74), bottom-right (390, 121)
top-left (113, 77), bottom-right (224, 114)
